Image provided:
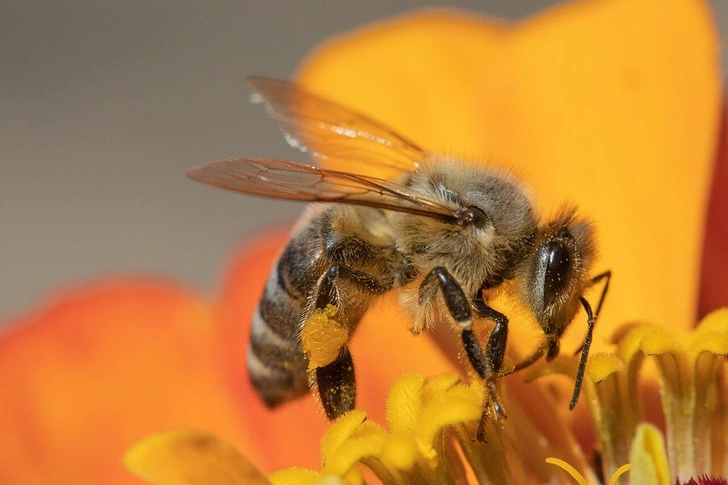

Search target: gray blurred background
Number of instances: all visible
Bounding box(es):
[1,1,726,320]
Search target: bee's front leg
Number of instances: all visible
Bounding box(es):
[472,290,509,377]
[418,268,509,441]
[306,263,388,420]
[470,289,512,440]
[419,267,497,376]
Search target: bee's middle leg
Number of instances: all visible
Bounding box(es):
[309,263,387,420]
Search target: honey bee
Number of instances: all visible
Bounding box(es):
[187,77,610,431]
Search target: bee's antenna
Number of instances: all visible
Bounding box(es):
[569,271,611,409]
[572,270,612,356]
[590,270,612,320]
[569,297,595,410]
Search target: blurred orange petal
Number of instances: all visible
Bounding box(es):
[296,0,722,345]
[0,281,253,484]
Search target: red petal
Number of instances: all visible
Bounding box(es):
[699,98,728,318]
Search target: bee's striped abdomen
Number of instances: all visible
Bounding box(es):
[247,206,398,413]
[247,220,325,407]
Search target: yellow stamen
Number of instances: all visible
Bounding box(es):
[379,432,418,470]
[585,352,625,383]
[546,457,632,485]
[545,457,587,485]
[321,410,368,464]
[385,373,425,435]
[608,464,631,485]
[268,467,319,485]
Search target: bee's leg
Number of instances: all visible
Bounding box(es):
[314,264,388,310]
[472,291,510,376]
[418,267,480,369]
[315,347,356,420]
[471,290,511,440]
[309,263,388,420]
[419,267,473,325]
[418,268,505,440]
[419,267,509,379]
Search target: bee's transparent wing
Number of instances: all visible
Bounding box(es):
[187,158,457,220]
[247,77,426,178]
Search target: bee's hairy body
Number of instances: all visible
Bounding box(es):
[188,77,609,432]
[250,160,543,414]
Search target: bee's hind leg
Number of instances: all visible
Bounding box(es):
[307,263,388,420]
[314,347,356,420]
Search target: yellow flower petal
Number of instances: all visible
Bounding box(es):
[124,430,270,485]
[268,467,320,485]
[628,424,671,485]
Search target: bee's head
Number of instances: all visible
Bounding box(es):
[522,208,597,359]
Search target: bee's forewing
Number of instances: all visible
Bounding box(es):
[187,157,456,220]
[247,77,426,179]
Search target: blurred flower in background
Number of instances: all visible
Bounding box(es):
[0,0,725,483]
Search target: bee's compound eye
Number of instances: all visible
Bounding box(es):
[538,239,571,307]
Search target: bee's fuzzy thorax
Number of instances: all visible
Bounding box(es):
[393,159,538,297]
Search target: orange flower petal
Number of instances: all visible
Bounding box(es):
[0,281,254,484]
[296,0,722,343]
